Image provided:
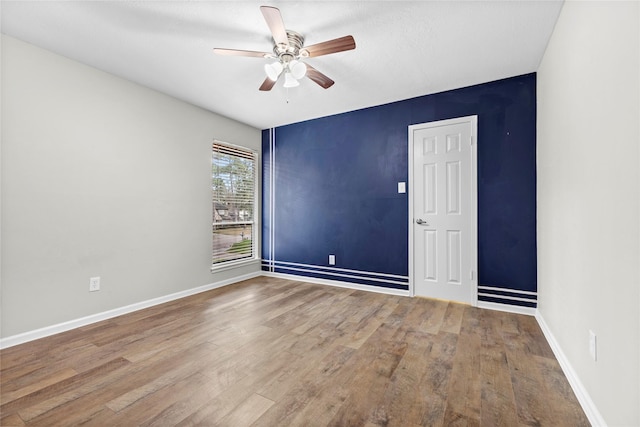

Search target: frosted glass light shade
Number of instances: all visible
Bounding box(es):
[289,60,307,80]
[264,62,283,81]
[283,72,300,88]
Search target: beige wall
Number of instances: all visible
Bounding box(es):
[1,35,261,338]
[537,1,640,425]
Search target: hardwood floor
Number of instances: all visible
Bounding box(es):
[0,277,589,426]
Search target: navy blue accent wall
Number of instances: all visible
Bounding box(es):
[263,74,537,301]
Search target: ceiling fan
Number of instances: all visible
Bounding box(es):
[213,6,356,91]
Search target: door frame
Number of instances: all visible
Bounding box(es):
[408,115,478,305]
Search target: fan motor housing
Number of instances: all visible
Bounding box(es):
[273,30,305,61]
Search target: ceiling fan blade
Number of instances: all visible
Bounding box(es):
[259,77,277,91]
[213,48,273,58]
[301,35,356,58]
[305,64,335,89]
[260,6,289,47]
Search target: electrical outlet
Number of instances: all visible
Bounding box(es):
[329,254,336,265]
[589,330,597,361]
[89,277,101,292]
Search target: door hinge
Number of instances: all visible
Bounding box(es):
[470,270,474,280]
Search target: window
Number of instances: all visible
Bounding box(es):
[212,141,257,267]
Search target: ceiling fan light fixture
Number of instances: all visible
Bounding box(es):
[264,61,283,81]
[289,60,307,80]
[283,72,300,88]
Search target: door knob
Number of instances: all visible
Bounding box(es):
[415,218,429,226]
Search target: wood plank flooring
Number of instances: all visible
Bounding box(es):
[0,277,590,426]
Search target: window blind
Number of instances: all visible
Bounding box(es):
[212,142,256,265]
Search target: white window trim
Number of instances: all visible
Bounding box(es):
[210,257,261,273]
[211,140,260,270]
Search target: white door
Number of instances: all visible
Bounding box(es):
[409,116,477,304]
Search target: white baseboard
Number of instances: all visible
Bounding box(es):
[264,272,543,315]
[535,310,607,427]
[0,271,261,349]
[477,300,536,316]
[261,271,411,297]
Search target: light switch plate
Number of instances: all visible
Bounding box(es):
[329,254,336,265]
[398,182,406,193]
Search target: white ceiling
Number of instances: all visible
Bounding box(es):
[1,1,563,129]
